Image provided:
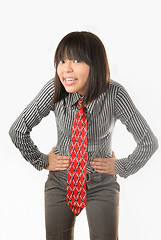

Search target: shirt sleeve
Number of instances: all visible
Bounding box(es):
[9,78,55,171]
[114,84,159,178]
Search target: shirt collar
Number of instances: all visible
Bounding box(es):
[65,92,84,107]
[64,91,100,116]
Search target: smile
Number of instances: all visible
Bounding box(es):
[64,78,78,85]
[64,78,78,81]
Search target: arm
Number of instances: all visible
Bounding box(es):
[9,78,55,171]
[114,84,159,178]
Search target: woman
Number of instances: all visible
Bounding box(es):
[9,31,159,240]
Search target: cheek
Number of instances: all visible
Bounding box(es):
[85,65,90,76]
[83,67,90,81]
[57,66,61,78]
[78,66,90,81]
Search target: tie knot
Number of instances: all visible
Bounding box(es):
[78,98,83,108]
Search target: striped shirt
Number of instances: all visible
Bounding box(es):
[9,78,159,178]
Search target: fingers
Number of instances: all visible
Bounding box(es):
[51,146,55,153]
[57,155,70,160]
[112,151,116,158]
[53,164,68,171]
[90,160,106,169]
[47,147,70,171]
[95,169,108,174]
[57,160,70,165]
[90,153,117,175]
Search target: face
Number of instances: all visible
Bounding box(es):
[57,58,90,96]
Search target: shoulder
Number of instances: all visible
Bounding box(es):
[108,79,136,109]
[98,79,132,107]
[103,79,124,99]
[109,79,124,91]
[44,78,55,90]
[34,78,55,107]
[39,78,55,97]
[108,79,131,97]
[94,79,124,106]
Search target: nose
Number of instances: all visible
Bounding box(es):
[63,61,73,72]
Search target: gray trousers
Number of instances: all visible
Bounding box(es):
[44,170,120,240]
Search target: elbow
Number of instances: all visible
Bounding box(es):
[144,134,159,158]
[142,130,159,157]
[9,123,17,144]
[9,125,14,141]
[152,135,159,154]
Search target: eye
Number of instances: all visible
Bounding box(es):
[73,60,80,63]
[59,60,65,64]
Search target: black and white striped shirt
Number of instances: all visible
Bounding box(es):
[9,78,158,178]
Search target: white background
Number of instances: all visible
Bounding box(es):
[0,0,161,239]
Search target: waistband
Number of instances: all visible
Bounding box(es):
[49,170,117,184]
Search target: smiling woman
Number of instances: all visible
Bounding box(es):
[53,31,111,107]
[57,59,90,96]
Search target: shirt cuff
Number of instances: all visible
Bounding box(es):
[115,158,129,178]
[33,153,49,171]
[42,153,49,169]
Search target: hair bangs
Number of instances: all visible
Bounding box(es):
[54,33,92,67]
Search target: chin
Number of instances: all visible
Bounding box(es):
[64,88,76,94]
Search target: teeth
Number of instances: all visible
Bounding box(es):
[65,78,77,81]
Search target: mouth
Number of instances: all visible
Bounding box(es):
[64,77,78,85]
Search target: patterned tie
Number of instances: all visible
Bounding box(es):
[67,98,88,216]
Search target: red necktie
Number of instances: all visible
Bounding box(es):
[67,98,88,216]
